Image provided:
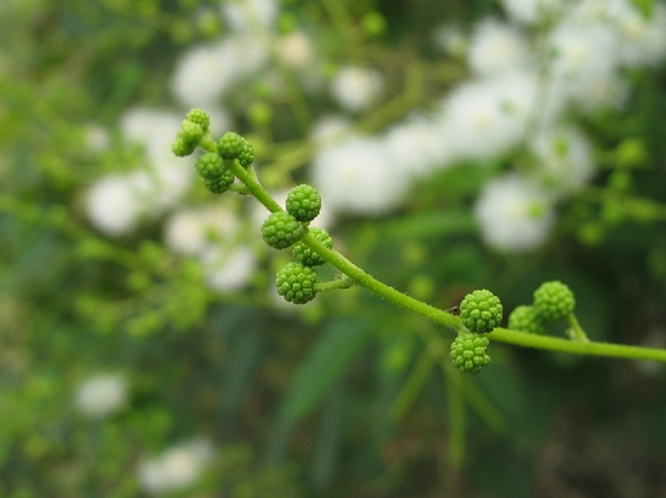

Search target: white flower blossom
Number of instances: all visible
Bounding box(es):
[433,24,467,57]
[276,31,314,68]
[221,0,278,31]
[330,66,384,113]
[310,115,353,148]
[75,374,128,418]
[311,137,409,215]
[475,174,555,252]
[501,0,563,25]
[86,173,145,236]
[608,2,666,67]
[138,439,214,495]
[467,19,531,76]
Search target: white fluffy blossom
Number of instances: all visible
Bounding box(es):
[475,174,555,252]
[312,137,410,215]
[442,72,538,160]
[467,20,531,76]
[530,126,595,193]
[276,31,314,69]
[138,439,214,495]
[330,66,384,113]
[86,173,146,236]
[432,24,467,57]
[171,33,270,107]
[75,374,128,418]
[501,0,563,25]
[164,206,256,291]
[310,115,353,148]
[608,2,666,67]
[221,0,278,31]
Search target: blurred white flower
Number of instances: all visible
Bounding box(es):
[221,0,278,31]
[202,246,256,291]
[608,2,666,67]
[86,173,145,236]
[312,137,409,215]
[530,126,595,193]
[310,115,353,148]
[501,0,563,25]
[75,374,127,418]
[443,72,537,160]
[330,66,384,113]
[83,124,111,153]
[138,439,214,495]
[171,34,270,107]
[276,31,314,69]
[475,174,554,252]
[467,19,531,76]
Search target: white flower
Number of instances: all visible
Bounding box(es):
[171,34,270,107]
[310,115,353,148]
[501,0,563,25]
[608,2,666,67]
[467,19,531,76]
[221,0,278,31]
[138,439,214,495]
[475,174,555,252]
[83,123,111,153]
[86,173,145,236]
[330,66,384,113]
[442,72,538,161]
[276,31,314,68]
[75,374,128,418]
[530,126,595,193]
[202,246,256,291]
[311,137,410,215]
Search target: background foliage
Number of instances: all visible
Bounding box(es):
[2,0,666,496]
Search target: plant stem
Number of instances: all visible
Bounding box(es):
[313,277,354,293]
[568,313,589,342]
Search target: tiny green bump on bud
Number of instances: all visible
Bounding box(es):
[237,140,255,168]
[178,120,205,143]
[460,289,503,333]
[450,332,491,374]
[508,305,546,335]
[533,280,575,321]
[196,152,226,180]
[276,262,318,304]
[261,211,305,249]
[172,137,196,157]
[286,184,322,222]
[218,131,246,159]
[293,227,333,266]
[186,108,210,130]
[203,169,235,194]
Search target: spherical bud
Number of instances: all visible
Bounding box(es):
[450,333,491,374]
[533,280,575,321]
[178,120,205,144]
[186,108,210,131]
[275,262,319,304]
[286,184,322,222]
[237,140,255,168]
[460,289,503,333]
[203,169,235,194]
[196,152,226,180]
[172,137,196,157]
[218,131,246,160]
[292,228,333,266]
[261,211,305,249]
[508,305,545,335]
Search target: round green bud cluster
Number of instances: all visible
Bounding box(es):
[237,140,255,168]
[218,132,246,160]
[533,280,575,321]
[261,211,305,250]
[460,289,503,333]
[292,228,332,266]
[450,333,491,374]
[286,184,322,222]
[196,152,226,180]
[185,108,210,130]
[203,170,235,194]
[508,305,545,335]
[276,262,318,304]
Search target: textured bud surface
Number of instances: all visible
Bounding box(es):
[533,280,575,321]
[292,228,333,266]
[172,137,196,157]
[203,169,235,194]
[218,132,245,159]
[276,262,318,304]
[460,289,503,333]
[196,152,226,180]
[261,211,305,249]
[450,333,491,374]
[286,184,322,222]
[238,140,255,168]
[186,108,210,130]
[178,120,205,143]
[508,305,545,335]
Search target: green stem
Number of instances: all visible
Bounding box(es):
[228,160,282,213]
[199,135,218,153]
[313,277,354,293]
[488,327,666,362]
[568,313,589,342]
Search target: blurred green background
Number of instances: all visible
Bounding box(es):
[2,0,666,496]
